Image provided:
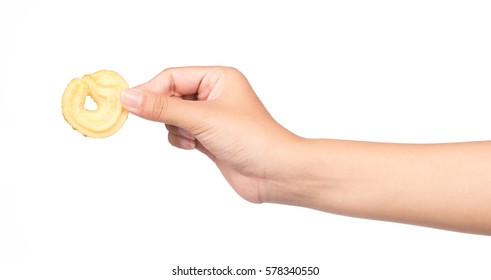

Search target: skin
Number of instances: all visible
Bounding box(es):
[120,66,491,235]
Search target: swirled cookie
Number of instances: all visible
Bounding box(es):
[62,70,128,138]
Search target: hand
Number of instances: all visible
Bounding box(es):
[121,66,491,235]
[121,66,298,203]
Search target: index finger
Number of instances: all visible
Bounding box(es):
[134,66,224,100]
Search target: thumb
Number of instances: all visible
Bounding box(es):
[120,88,206,130]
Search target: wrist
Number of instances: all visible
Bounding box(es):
[260,137,341,208]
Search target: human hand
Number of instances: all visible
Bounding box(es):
[121,66,491,235]
[121,66,299,203]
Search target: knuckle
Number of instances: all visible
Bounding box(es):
[150,95,169,122]
[221,66,241,76]
[167,133,179,148]
[221,66,247,82]
[164,123,174,132]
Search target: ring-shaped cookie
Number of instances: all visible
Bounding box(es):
[62,70,128,138]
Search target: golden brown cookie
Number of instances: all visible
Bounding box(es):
[62,70,128,138]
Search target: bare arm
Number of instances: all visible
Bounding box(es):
[263,139,491,235]
[121,66,491,235]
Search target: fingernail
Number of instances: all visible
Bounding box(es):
[181,138,196,150]
[178,127,196,140]
[121,89,143,109]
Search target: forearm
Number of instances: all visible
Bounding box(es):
[264,139,491,235]
[127,67,490,234]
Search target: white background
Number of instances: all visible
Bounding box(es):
[1,0,491,279]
